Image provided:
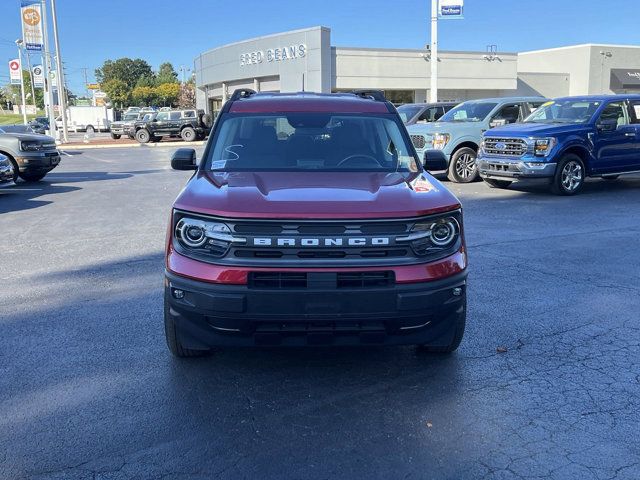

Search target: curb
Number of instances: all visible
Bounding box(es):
[59,141,206,151]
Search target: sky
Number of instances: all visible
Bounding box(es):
[1,0,639,95]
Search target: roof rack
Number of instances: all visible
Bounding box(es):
[351,89,387,102]
[229,88,256,102]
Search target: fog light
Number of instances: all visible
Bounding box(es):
[172,288,185,299]
[452,288,462,296]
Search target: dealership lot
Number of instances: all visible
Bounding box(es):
[1,147,639,479]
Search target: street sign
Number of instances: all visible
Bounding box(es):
[32,64,44,88]
[86,83,100,90]
[20,0,44,51]
[439,0,464,19]
[9,59,22,85]
[50,70,57,88]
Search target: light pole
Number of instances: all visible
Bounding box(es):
[430,0,438,103]
[50,0,68,142]
[41,0,56,137]
[15,39,28,125]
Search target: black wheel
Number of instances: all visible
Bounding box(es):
[199,113,213,129]
[551,154,585,196]
[110,133,121,140]
[135,129,151,144]
[448,147,479,183]
[3,154,19,183]
[164,293,210,358]
[19,171,47,182]
[417,296,466,354]
[484,178,512,189]
[85,125,95,134]
[602,175,619,181]
[181,127,196,142]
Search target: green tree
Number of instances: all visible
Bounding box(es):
[156,62,178,85]
[102,78,130,108]
[132,85,157,106]
[95,58,153,91]
[135,75,156,88]
[155,82,180,107]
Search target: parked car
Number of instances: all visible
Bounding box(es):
[28,119,47,135]
[397,102,458,126]
[110,112,143,139]
[163,89,468,357]
[133,109,212,143]
[407,97,547,182]
[0,153,16,188]
[0,129,60,182]
[479,95,640,195]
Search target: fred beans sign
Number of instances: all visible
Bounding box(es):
[240,44,306,66]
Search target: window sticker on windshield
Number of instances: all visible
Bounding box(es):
[211,160,226,170]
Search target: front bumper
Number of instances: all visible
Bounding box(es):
[15,151,61,173]
[478,156,556,180]
[165,269,467,348]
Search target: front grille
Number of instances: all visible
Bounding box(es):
[248,271,395,289]
[486,162,519,173]
[483,137,527,156]
[410,134,426,149]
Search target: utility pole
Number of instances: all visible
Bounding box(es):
[430,0,438,103]
[15,39,28,125]
[41,0,56,137]
[50,0,68,142]
[81,67,89,96]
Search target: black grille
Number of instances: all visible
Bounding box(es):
[337,271,395,288]
[410,134,426,149]
[483,137,527,156]
[248,271,395,289]
[249,272,307,289]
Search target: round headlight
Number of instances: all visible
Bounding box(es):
[430,220,456,246]
[177,219,207,248]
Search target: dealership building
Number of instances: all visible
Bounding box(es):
[194,26,640,113]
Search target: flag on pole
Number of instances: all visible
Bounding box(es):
[9,59,22,85]
[21,0,44,51]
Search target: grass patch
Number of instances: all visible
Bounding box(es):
[0,113,41,125]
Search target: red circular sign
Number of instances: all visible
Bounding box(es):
[9,60,20,71]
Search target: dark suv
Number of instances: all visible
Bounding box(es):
[133,109,212,143]
[164,89,468,357]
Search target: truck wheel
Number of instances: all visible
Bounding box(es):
[19,171,47,182]
[199,113,213,129]
[86,125,95,134]
[417,297,466,354]
[3,154,19,183]
[136,129,151,144]
[484,178,512,189]
[551,154,585,195]
[181,127,196,142]
[448,147,479,183]
[164,294,210,358]
[110,133,121,140]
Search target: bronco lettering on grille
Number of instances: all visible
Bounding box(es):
[252,237,391,247]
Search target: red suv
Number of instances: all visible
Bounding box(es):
[164,89,468,357]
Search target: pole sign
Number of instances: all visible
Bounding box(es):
[439,0,464,19]
[50,70,57,88]
[9,59,22,85]
[32,64,44,88]
[20,0,44,51]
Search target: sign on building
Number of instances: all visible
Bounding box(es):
[32,64,44,88]
[439,0,464,19]
[21,0,44,51]
[9,59,22,85]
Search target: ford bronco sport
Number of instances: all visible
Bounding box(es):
[164,89,468,357]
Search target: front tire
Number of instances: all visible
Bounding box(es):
[135,129,151,144]
[181,127,196,142]
[417,297,466,354]
[448,147,479,183]
[110,133,121,140]
[551,154,585,195]
[484,178,512,189]
[164,294,210,358]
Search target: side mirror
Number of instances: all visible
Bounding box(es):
[489,119,507,128]
[171,148,197,170]
[596,118,617,132]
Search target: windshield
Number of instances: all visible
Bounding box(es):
[524,100,601,124]
[0,125,35,134]
[396,105,422,123]
[206,113,419,173]
[439,102,498,123]
[123,113,139,121]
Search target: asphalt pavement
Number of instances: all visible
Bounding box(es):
[0,147,639,480]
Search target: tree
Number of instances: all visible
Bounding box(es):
[156,62,178,85]
[132,85,157,106]
[135,75,156,88]
[95,58,153,91]
[177,82,195,109]
[102,78,130,108]
[155,82,180,107]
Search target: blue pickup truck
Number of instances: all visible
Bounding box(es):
[478,95,640,195]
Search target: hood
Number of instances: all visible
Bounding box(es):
[485,122,589,137]
[0,132,55,142]
[174,171,461,219]
[407,121,481,136]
